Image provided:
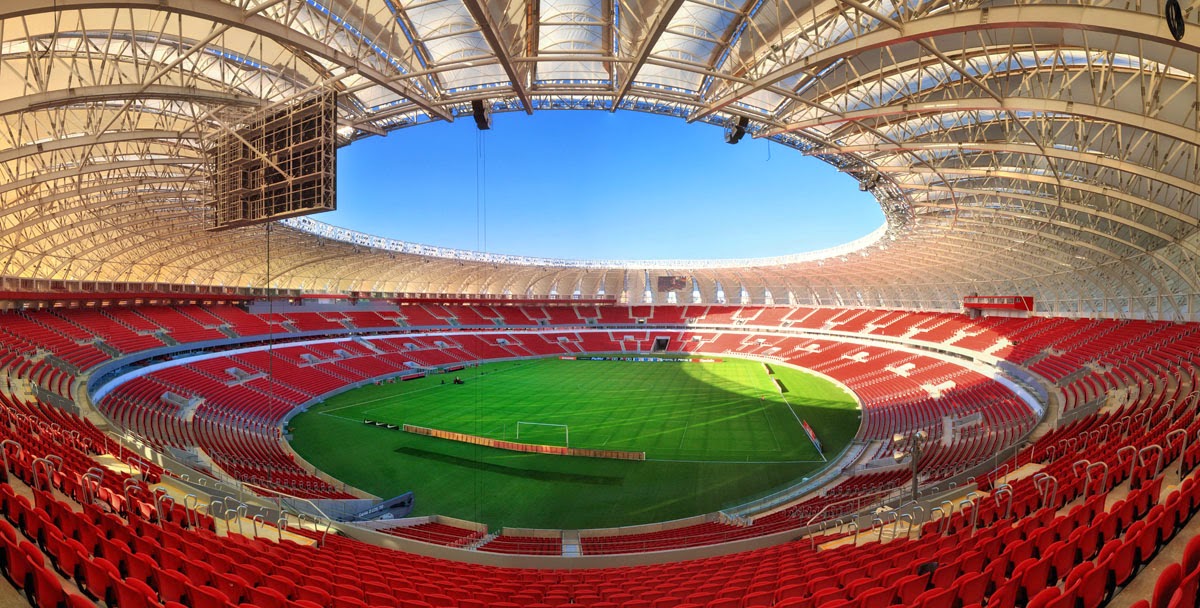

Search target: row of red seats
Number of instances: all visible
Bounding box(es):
[0,312,1197,608]
[380,522,485,548]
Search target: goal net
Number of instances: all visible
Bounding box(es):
[515,421,569,447]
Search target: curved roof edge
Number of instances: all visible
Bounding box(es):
[279,217,890,270]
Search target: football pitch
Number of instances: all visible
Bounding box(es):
[288,355,860,529]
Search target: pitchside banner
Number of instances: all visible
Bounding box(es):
[802,420,823,453]
[558,356,722,363]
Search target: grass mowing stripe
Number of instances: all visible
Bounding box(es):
[289,355,859,529]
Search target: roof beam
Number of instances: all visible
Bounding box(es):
[1,0,454,122]
[759,97,1200,148]
[807,141,1200,198]
[691,4,1198,123]
[0,84,259,118]
[876,165,1200,229]
[0,158,203,197]
[612,0,687,108]
[0,130,197,164]
[460,0,533,114]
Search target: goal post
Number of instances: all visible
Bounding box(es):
[515,421,569,447]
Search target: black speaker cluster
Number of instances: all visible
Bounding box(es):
[724,116,750,144]
[1166,0,1185,41]
[472,99,492,130]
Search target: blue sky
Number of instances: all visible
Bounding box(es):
[328,111,883,261]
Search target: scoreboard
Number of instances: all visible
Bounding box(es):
[209,91,337,231]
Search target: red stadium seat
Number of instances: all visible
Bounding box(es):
[1184,535,1200,574]
[158,569,192,606]
[67,594,96,608]
[114,577,164,608]
[191,585,234,608]
[857,586,895,608]
[951,571,989,606]
[1152,562,1183,608]
[30,563,68,608]
[1027,588,1061,608]
[1064,561,1105,608]
[81,556,120,603]
[911,586,955,608]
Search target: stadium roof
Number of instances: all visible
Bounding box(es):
[0,0,1198,319]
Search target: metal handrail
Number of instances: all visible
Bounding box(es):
[1167,429,1188,477]
[1139,444,1164,478]
[1117,446,1138,479]
[1083,462,1109,502]
[0,439,21,477]
[1072,459,1091,478]
[990,462,1010,486]
[225,509,243,535]
[963,491,980,531]
[897,513,914,539]
[960,498,978,532]
[1034,473,1058,510]
[909,505,925,539]
[80,473,102,506]
[123,478,142,513]
[938,500,955,534]
[31,458,54,492]
[929,506,945,535]
[128,455,149,479]
[183,494,200,529]
[156,492,175,525]
[993,484,1013,520]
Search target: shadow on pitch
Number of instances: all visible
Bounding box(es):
[393,447,624,486]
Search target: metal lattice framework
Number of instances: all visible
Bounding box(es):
[1,0,1198,319]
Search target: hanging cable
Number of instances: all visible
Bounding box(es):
[265,223,276,469]
[476,130,482,252]
[475,129,489,253]
[480,130,484,251]
[473,130,487,522]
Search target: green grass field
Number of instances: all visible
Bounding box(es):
[288,356,860,529]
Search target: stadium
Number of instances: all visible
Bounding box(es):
[0,0,1199,607]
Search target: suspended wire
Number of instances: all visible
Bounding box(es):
[483,133,487,253]
[473,129,489,523]
[265,222,276,491]
[476,130,482,251]
[475,129,488,252]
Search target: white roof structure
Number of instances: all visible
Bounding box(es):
[0,0,1198,319]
